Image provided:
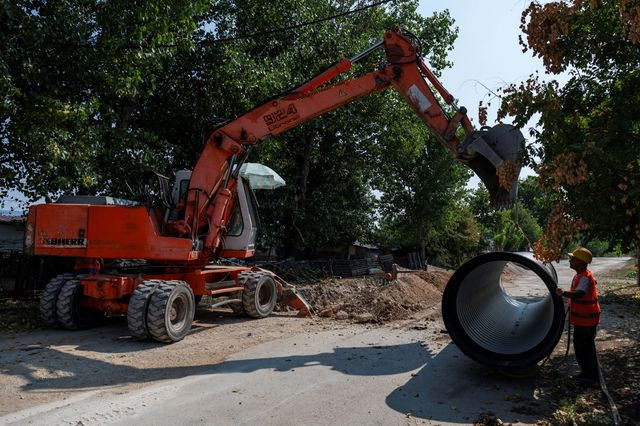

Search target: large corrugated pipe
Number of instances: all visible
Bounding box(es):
[442,252,565,371]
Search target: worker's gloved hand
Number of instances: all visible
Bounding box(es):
[555,287,564,297]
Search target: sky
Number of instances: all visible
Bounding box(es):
[417,0,565,188]
[418,0,543,123]
[3,1,559,214]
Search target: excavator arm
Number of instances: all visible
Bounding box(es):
[178,28,524,256]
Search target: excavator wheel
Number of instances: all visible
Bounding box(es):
[39,273,75,328]
[228,296,245,315]
[127,280,160,340]
[146,281,195,343]
[56,279,103,330]
[229,272,252,316]
[242,272,277,319]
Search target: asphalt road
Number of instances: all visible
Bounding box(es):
[3,326,546,425]
[503,253,631,299]
[1,256,631,426]
[554,255,630,290]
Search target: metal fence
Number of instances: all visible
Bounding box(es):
[0,251,73,297]
[258,251,424,284]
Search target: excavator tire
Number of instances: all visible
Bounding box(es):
[40,273,75,328]
[229,272,252,316]
[56,279,103,330]
[146,281,195,343]
[242,272,277,319]
[229,298,245,315]
[127,280,160,340]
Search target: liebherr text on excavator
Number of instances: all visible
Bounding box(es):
[25,28,524,342]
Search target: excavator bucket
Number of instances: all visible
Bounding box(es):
[458,124,525,207]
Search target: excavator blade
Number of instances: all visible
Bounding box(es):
[258,269,314,317]
[281,286,313,317]
[459,124,525,207]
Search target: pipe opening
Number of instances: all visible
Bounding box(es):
[443,252,565,370]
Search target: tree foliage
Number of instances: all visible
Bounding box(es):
[517,175,553,228]
[425,202,480,268]
[468,184,542,252]
[1,1,209,201]
[373,128,471,260]
[1,1,462,256]
[499,0,640,261]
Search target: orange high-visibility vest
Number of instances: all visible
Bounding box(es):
[569,269,600,326]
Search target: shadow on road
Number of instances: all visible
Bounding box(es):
[206,339,548,423]
[385,344,544,423]
[2,337,430,391]
[0,309,277,391]
[2,321,550,423]
[208,339,545,423]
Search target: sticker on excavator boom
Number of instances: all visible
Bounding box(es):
[407,84,432,113]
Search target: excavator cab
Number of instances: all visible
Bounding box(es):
[221,177,260,257]
[163,168,263,258]
[167,169,192,221]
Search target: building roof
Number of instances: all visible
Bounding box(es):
[0,215,25,223]
[352,241,379,250]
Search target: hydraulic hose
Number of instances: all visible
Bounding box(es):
[442,252,566,371]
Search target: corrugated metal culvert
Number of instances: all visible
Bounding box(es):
[442,252,565,372]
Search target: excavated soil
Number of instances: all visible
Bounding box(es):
[296,266,453,323]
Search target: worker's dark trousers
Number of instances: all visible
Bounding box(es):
[573,325,599,380]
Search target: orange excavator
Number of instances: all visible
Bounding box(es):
[25,28,524,342]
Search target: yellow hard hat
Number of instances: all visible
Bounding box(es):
[567,247,592,264]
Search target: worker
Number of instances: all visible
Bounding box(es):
[555,247,601,384]
[382,272,393,286]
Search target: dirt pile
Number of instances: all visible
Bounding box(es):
[296,266,452,323]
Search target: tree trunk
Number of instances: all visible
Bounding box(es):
[299,131,315,202]
[636,246,639,287]
[416,218,427,269]
[283,131,316,257]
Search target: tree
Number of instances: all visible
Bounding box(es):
[1,1,209,202]
[1,1,460,257]
[467,184,542,252]
[374,135,471,261]
[241,2,459,255]
[426,202,480,268]
[498,0,640,262]
[467,185,498,250]
[517,175,553,228]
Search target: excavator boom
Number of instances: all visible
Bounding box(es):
[185,28,524,255]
